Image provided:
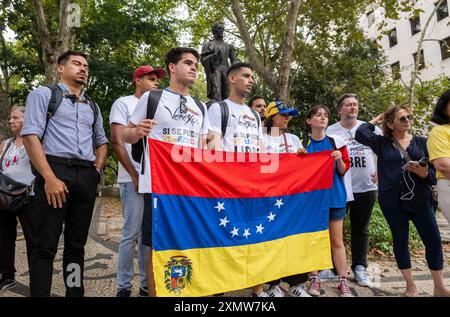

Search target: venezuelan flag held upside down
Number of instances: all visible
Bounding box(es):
[149,139,334,297]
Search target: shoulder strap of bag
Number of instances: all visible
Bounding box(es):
[219,101,229,139]
[0,139,14,172]
[43,84,64,142]
[192,97,205,118]
[302,137,310,150]
[327,136,337,150]
[249,107,261,130]
[134,89,163,174]
[391,137,412,161]
[282,132,289,153]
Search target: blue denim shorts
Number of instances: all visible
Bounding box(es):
[330,207,346,221]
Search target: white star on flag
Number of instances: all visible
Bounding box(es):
[231,227,239,237]
[243,228,251,238]
[219,217,230,227]
[215,202,225,213]
[275,199,284,209]
[267,212,276,222]
[256,224,264,234]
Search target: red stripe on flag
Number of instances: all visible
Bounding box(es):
[149,139,334,198]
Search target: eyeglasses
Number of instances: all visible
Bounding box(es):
[180,96,188,114]
[398,114,413,123]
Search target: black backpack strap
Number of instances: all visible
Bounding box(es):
[192,97,205,118]
[43,84,64,142]
[83,92,99,141]
[218,101,229,139]
[302,137,310,150]
[132,90,163,174]
[146,89,163,120]
[249,107,261,130]
[327,136,337,150]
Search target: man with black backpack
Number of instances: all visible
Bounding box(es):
[206,62,266,296]
[123,47,211,296]
[110,65,166,297]
[207,62,263,153]
[21,50,108,297]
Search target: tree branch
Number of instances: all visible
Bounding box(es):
[230,0,277,88]
[57,0,73,55]
[277,0,302,100]
[31,0,53,62]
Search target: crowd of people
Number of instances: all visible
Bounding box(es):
[0,47,450,298]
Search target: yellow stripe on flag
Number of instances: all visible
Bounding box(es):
[153,230,332,297]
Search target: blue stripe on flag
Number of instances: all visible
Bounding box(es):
[152,189,331,251]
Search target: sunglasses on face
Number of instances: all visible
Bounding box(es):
[180,96,188,114]
[398,114,413,123]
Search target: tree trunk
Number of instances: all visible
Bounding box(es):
[0,28,11,140]
[32,0,74,84]
[230,0,277,89]
[230,0,302,102]
[276,0,302,101]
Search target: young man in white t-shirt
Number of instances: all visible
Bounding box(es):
[123,47,210,296]
[327,93,382,287]
[207,63,263,153]
[110,65,166,297]
[207,63,266,296]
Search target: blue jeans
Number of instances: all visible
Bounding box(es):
[117,183,148,291]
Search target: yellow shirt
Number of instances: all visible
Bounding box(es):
[427,124,450,180]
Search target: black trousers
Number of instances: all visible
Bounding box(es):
[29,162,100,297]
[346,190,377,271]
[0,202,37,278]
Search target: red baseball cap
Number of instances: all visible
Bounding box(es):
[132,65,166,85]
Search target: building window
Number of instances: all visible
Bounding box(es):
[367,11,375,27]
[391,62,401,80]
[436,0,449,21]
[389,28,398,47]
[441,37,450,60]
[410,16,421,35]
[413,50,425,70]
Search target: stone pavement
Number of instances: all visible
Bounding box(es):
[1,196,450,297]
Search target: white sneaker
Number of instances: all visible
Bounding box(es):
[252,291,269,297]
[318,269,338,281]
[287,284,311,297]
[353,265,372,287]
[267,284,285,297]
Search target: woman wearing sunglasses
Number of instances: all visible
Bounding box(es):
[355,105,450,297]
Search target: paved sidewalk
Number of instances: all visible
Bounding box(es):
[1,198,449,297]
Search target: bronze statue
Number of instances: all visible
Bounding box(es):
[201,22,237,102]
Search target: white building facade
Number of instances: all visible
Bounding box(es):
[360,0,450,83]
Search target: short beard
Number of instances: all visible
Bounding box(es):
[74,79,86,86]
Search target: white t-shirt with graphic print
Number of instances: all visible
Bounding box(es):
[129,89,211,193]
[264,132,303,153]
[109,95,141,183]
[327,120,382,193]
[207,99,263,153]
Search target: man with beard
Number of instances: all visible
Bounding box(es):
[326,93,381,287]
[22,50,108,297]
